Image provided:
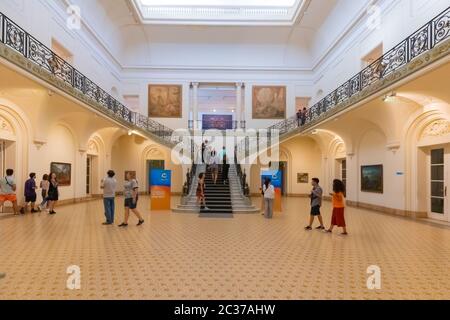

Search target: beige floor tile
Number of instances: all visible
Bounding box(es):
[0,196,449,300]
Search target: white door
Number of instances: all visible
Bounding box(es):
[429,147,450,221]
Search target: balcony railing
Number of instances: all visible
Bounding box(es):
[238,6,450,156]
[0,11,175,145]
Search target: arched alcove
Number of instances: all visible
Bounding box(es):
[0,100,33,208]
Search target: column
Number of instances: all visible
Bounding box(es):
[192,82,199,129]
[236,82,242,129]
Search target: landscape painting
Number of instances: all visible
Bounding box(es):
[297,173,309,184]
[252,86,286,119]
[148,85,182,118]
[361,165,383,193]
[50,162,71,186]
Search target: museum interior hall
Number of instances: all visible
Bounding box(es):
[0,0,450,301]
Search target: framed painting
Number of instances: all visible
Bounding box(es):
[50,162,71,186]
[252,86,286,119]
[148,85,182,118]
[361,165,383,193]
[297,173,309,184]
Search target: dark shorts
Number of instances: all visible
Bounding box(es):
[310,205,321,216]
[125,197,138,209]
[25,195,37,203]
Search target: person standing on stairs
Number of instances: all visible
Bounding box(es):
[221,147,229,185]
[263,178,275,219]
[196,173,209,211]
[209,150,219,184]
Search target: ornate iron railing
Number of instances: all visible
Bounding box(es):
[237,6,450,155]
[0,11,174,144]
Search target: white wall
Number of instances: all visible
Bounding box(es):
[0,0,124,100]
[311,0,450,104]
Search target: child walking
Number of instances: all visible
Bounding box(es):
[326,179,347,235]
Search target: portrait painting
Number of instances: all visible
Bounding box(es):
[50,162,71,186]
[361,165,383,193]
[252,86,286,119]
[148,85,182,118]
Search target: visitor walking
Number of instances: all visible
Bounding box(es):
[301,107,307,126]
[39,174,49,211]
[260,184,265,215]
[221,149,229,185]
[263,178,275,219]
[196,172,209,210]
[21,172,38,214]
[100,170,117,225]
[305,178,325,230]
[119,171,144,227]
[209,150,219,184]
[0,169,20,215]
[47,172,59,215]
[201,140,209,164]
[296,109,302,126]
[326,179,347,235]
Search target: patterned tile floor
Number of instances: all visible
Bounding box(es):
[0,196,449,300]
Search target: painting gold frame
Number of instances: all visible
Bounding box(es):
[252,86,286,119]
[148,84,182,118]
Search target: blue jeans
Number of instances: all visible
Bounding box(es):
[103,198,115,223]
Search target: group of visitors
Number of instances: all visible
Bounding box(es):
[100,170,144,227]
[0,169,59,215]
[305,178,347,235]
[202,141,230,185]
[296,107,308,127]
[260,176,348,234]
[0,168,144,227]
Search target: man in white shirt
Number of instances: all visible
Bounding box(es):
[100,170,117,225]
[263,178,275,219]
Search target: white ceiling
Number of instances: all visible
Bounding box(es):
[69,0,366,70]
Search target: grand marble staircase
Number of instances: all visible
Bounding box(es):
[173,164,259,214]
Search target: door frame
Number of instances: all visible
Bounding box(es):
[427,144,449,222]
